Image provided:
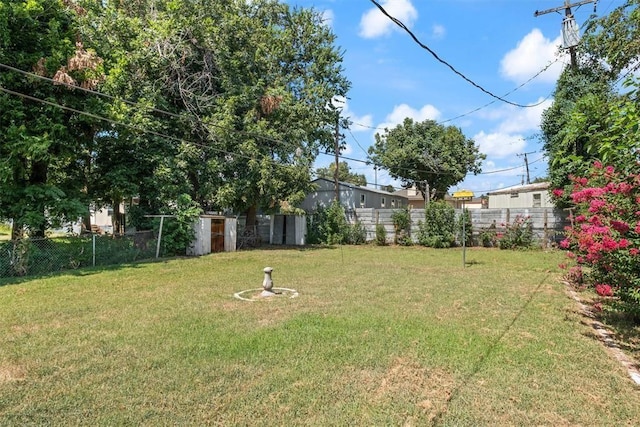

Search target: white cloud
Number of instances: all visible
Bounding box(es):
[359,0,417,39]
[432,24,445,39]
[321,9,334,28]
[377,103,441,132]
[332,96,373,132]
[473,131,526,158]
[500,29,566,84]
[496,98,553,134]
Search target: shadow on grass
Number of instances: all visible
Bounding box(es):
[595,311,640,360]
[0,257,176,288]
[239,244,339,252]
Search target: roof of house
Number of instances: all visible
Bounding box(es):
[312,177,405,197]
[486,182,549,196]
[393,188,424,201]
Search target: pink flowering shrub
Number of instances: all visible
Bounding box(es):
[561,162,640,317]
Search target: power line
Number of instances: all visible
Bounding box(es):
[0,85,298,169]
[349,57,562,132]
[368,0,551,109]
[1,64,546,186]
[0,62,296,147]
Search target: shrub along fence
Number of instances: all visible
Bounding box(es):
[348,207,569,247]
[0,233,157,279]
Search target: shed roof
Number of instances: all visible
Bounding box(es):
[486,182,549,196]
[311,178,404,198]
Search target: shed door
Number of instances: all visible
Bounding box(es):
[211,219,225,252]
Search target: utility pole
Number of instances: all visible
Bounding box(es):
[534,0,596,68]
[517,151,535,184]
[333,111,340,202]
[374,165,378,189]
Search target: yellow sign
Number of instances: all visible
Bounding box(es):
[452,190,474,201]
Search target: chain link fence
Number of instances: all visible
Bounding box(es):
[0,232,157,279]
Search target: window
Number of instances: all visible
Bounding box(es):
[510,192,519,198]
[533,193,541,208]
[381,197,386,208]
[360,194,366,206]
[391,199,396,208]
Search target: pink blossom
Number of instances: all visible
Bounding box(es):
[593,161,603,169]
[630,248,639,256]
[552,188,564,198]
[605,166,615,174]
[611,220,629,234]
[559,239,570,249]
[595,284,614,297]
[588,199,607,213]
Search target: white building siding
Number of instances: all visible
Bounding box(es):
[487,183,553,209]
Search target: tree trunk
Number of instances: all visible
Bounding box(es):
[11,221,24,241]
[29,160,48,238]
[245,204,257,234]
[82,210,92,234]
[112,199,124,235]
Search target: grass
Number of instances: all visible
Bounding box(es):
[1,246,639,425]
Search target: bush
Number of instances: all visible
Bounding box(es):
[457,208,473,246]
[375,224,387,246]
[417,201,455,248]
[391,207,412,245]
[560,161,640,318]
[306,201,352,245]
[498,215,534,250]
[156,194,202,256]
[346,221,367,245]
[479,223,498,247]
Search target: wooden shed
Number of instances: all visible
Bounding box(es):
[188,215,237,255]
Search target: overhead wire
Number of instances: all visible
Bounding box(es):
[1,60,546,188]
[2,82,545,194]
[0,85,297,169]
[368,0,551,109]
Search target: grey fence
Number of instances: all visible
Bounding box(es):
[0,233,157,279]
[348,207,569,247]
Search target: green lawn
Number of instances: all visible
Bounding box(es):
[1,246,639,425]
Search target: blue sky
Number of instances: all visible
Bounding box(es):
[284,0,626,195]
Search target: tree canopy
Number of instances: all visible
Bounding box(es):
[0,0,105,238]
[542,0,640,203]
[316,161,367,186]
[368,118,484,199]
[0,0,350,235]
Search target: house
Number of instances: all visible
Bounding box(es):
[393,187,425,209]
[486,182,553,209]
[299,178,408,212]
[444,194,485,210]
[393,186,484,210]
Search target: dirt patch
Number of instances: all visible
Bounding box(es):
[361,356,456,422]
[0,364,27,383]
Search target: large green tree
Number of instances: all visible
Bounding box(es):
[581,0,640,77]
[540,64,615,202]
[316,161,367,186]
[542,1,640,202]
[0,0,104,238]
[82,0,350,227]
[368,118,484,199]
